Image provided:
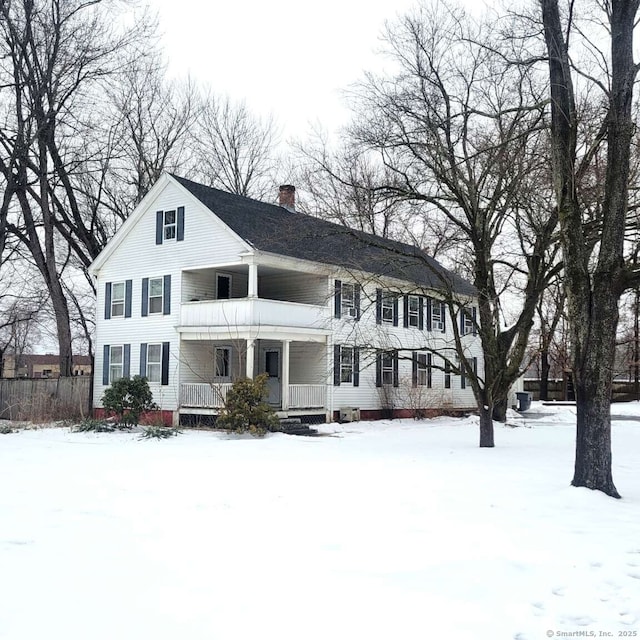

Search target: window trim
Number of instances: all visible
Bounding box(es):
[340,346,354,384]
[163,209,177,241]
[381,292,395,325]
[148,277,164,315]
[432,301,445,332]
[109,345,124,383]
[407,295,421,328]
[416,353,432,387]
[110,281,126,318]
[146,343,162,384]
[341,283,357,319]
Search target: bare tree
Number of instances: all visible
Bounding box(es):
[191,94,278,199]
[345,0,559,446]
[540,0,639,497]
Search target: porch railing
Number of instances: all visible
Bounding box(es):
[288,384,325,409]
[180,382,326,410]
[181,382,233,408]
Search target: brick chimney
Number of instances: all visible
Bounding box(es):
[278,184,296,211]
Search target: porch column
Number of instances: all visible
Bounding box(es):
[248,264,258,297]
[282,339,290,410]
[246,339,255,379]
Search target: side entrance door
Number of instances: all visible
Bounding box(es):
[263,349,281,406]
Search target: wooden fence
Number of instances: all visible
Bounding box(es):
[0,376,92,421]
[524,378,640,403]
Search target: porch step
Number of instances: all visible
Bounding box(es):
[271,417,319,437]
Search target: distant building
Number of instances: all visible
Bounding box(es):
[1,354,92,379]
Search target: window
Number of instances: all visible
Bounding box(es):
[341,283,357,318]
[461,307,476,336]
[111,282,125,318]
[109,345,123,383]
[217,274,231,300]
[156,207,184,244]
[149,277,164,314]
[382,293,395,324]
[432,301,445,332]
[146,344,162,383]
[444,360,451,389]
[215,347,231,379]
[381,351,394,385]
[416,353,432,387]
[163,210,176,240]
[408,295,421,328]
[340,346,353,383]
[461,356,478,389]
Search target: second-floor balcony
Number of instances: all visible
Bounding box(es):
[180,297,329,330]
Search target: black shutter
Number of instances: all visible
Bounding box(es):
[418,297,424,330]
[123,344,131,378]
[461,357,466,389]
[472,307,477,335]
[441,302,447,332]
[102,345,110,385]
[140,343,147,377]
[393,296,399,327]
[375,352,382,387]
[163,275,171,315]
[403,295,409,328]
[177,206,185,241]
[125,280,132,318]
[393,351,399,387]
[334,280,342,319]
[426,297,432,331]
[354,285,361,321]
[353,347,360,387]
[427,353,433,388]
[156,211,163,245]
[104,282,112,320]
[161,342,170,385]
[460,308,465,335]
[376,289,382,324]
[412,351,418,387]
[141,278,149,316]
[333,344,341,386]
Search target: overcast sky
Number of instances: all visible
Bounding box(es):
[147,0,421,142]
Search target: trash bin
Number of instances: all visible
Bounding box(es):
[516,391,532,412]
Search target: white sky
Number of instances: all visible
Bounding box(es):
[146,0,421,141]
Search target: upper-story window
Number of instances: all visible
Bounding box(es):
[141,275,171,317]
[217,274,231,300]
[461,307,477,336]
[163,210,176,240]
[156,207,185,245]
[376,289,398,326]
[382,293,395,324]
[111,282,126,318]
[149,277,164,314]
[334,280,360,320]
[408,295,421,328]
[432,300,445,332]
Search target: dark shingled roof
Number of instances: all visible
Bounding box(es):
[173,175,475,296]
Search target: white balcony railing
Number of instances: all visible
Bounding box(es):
[288,384,325,409]
[181,383,233,408]
[180,382,326,410]
[180,298,328,330]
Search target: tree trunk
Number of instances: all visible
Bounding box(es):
[492,397,507,423]
[540,350,550,401]
[479,404,495,447]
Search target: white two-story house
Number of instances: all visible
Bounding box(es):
[90,173,483,426]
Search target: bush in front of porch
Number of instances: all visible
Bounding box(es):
[216,374,279,437]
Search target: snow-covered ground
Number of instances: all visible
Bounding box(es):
[1,402,639,640]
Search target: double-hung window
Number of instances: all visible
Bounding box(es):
[111,282,125,318]
[215,346,231,379]
[432,301,444,332]
[444,360,451,389]
[381,351,394,385]
[416,353,432,387]
[341,283,357,318]
[461,307,476,336]
[340,346,354,383]
[109,346,123,383]
[163,210,176,240]
[149,277,164,314]
[408,295,421,328]
[146,344,162,383]
[382,293,395,324]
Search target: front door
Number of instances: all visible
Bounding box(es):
[264,349,281,406]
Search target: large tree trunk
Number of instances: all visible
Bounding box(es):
[539,350,550,401]
[479,404,494,448]
[492,397,507,423]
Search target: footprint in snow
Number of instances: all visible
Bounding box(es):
[619,613,637,626]
[552,586,566,596]
[627,571,640,580]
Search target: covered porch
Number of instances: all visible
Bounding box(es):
[179,333,329,415]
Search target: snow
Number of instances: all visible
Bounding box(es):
[1,402,639,639]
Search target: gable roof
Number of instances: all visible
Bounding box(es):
[171,175,475,296]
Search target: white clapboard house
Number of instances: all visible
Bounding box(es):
[90,174,484,425]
